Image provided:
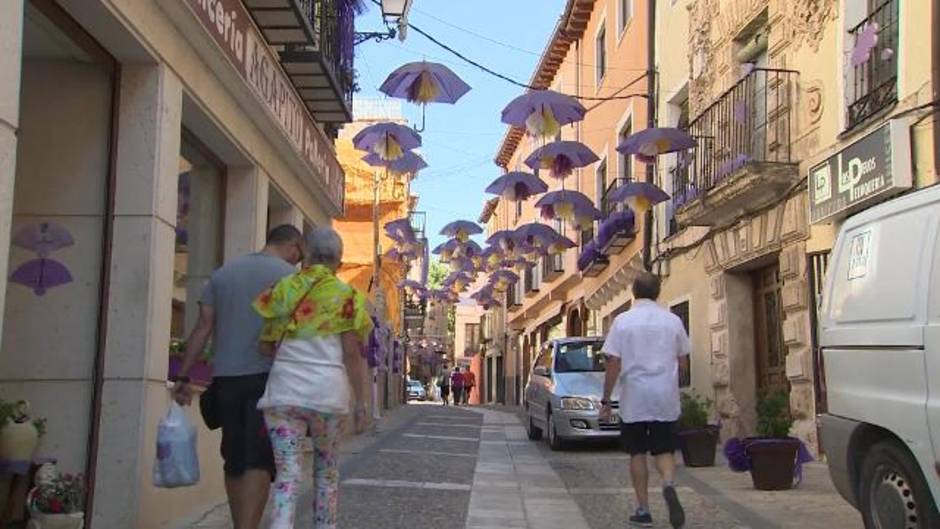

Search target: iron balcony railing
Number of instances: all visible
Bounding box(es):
[846,0,899,130]
[541,253,564,278]
[409,211,427,239]
[601,177,629,217]
[297,0,356,113]
[673,68,798,208]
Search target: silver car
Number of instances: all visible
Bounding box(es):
[524,337,621,450]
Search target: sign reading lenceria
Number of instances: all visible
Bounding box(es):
[809,119,912,224]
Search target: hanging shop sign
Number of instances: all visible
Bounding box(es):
[182,0,345,213]
[809,119,912,224]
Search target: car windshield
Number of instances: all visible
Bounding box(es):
[554,342,606,373]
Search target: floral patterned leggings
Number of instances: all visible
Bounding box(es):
[264,407,344,529]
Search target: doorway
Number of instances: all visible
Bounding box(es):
[752,263,788,395]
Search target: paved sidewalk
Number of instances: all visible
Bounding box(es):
[464,408,591,529]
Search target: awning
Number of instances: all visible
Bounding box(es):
[523,300,565,336]
[585,254,645,311]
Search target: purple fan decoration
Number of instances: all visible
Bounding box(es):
[10,257,72,296]
[485,171,548,202]
[524,141,600,179]
[13,222,74,257]
[851,22,879,68]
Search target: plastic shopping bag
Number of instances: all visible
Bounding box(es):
[153,402,200,488]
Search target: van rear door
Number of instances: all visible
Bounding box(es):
[926,208,940,484]
[820,197,936,493]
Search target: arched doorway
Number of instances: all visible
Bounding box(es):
[568,308,582,337]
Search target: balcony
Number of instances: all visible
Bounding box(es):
[578,240,609,277]
[244,0,355,125]
[674,68,799,228]
[598,177,637,255]
[404,298,426,332]
[846,0,898,131]
[409,211,427,239]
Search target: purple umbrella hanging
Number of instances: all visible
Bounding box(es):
[10,257,73,296]
[617,127,696,164]
[362,150,428,175]
[353,122,422,161]
[501,89,587,138]
[384,217,416,242]
[440,220,483,242]
[432,239,462,262]
[513,222,561,250]
[398,279,427,297]
[524,141,600,180]
[485,171,548,202]
[380,61,471,131]
[486,230,516,253]
[489,269,520,292]
[534,190,603,230]
[607,181,671,216]
[13,222,74,257]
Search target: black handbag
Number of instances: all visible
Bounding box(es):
[199,382,221,430]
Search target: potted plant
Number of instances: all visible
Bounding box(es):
[167,340,213,386]
[0,400,46,464]
[676,393,720,467]
[27,464,84,529]
[728,390,808,491]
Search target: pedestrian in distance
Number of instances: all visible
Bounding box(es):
[462,369,476,405]
[438,370,451,406]
[253,227,372,529]
[172,224,304,529]
[600,272,690,529]
[451,367,465,407]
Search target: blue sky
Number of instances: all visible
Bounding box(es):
[355,0,567,249]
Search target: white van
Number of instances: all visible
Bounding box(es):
[819,184,940,529]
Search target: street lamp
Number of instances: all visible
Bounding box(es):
[380,0,413,21]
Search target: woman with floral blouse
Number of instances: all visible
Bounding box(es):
[253,227,372,529]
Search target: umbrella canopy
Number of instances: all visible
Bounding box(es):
[524,141,599,179]
[384,218,416,242]
[440,220,483,242]
[432,239,462,262]
[362,150,428,175]
[486,230,516,253]
[485,171,548,202]
[616,127,696,164]
[352,122,422,161]
[444,271,474,292]
[546,234,577,255]
[501,89,587,138]
[534,190,603,230]
[513,222,560,249]
[398,279,427,296]
[385,247,416,263]
[380,61,472,105]
[489,269,520,292]
[607,181,671,215]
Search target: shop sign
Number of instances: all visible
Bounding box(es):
[185,0,344,212]
[809,119,912,224]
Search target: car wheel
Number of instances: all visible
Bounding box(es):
[526,407,543,441]
[547,411,565,451]
[859,440,940,529]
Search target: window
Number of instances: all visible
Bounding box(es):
[555,341,606,373]
[515,199,522,221]
[619,0,633,35]
[619,121,633,181]
[670,301,691,388]
[596,158,609,216]
[595,23,606,84]
[465,323,481,355]
[845,0,899,130]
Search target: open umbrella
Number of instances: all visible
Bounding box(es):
[534,190,602,230]
[524,141,599,179]
[362,151,428,176]
[440,220,483,242]
[489,269,520,292]
[380,61,472,131]
[608,181,671,216]
[484,171,548,202]
[432,239,462,262]
[353,122,422,161]
[546,234,577,255]
[384,218,416,242]
[444,271,474,293]
[616,127,696,164]
[398,279,427,297]
[501,89,587,138]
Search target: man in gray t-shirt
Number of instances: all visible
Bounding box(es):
[173,224,303,529]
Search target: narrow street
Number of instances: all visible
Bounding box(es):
[184,404,863,529]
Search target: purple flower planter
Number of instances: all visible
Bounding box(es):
[168,357,213,387]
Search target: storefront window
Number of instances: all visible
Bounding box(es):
[170,138,225,381]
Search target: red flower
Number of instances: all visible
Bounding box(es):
[297,299,316,319]
[258,291,272,306]
[341,298,355,319]
[49,498,64,513]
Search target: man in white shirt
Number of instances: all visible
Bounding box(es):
[600,272,691,528]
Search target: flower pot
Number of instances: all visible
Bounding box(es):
[0,402,40,462]
[745,438,800,491]
[677,425,720,467]
[27,511,84,529]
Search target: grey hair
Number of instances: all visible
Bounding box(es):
[305,226,344,266]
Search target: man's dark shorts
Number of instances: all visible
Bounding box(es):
[620,421,678,456]
[214,374,275,478]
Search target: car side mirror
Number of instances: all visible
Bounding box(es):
[533,366,551,377]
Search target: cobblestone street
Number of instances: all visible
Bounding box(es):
[181,404,863,529]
